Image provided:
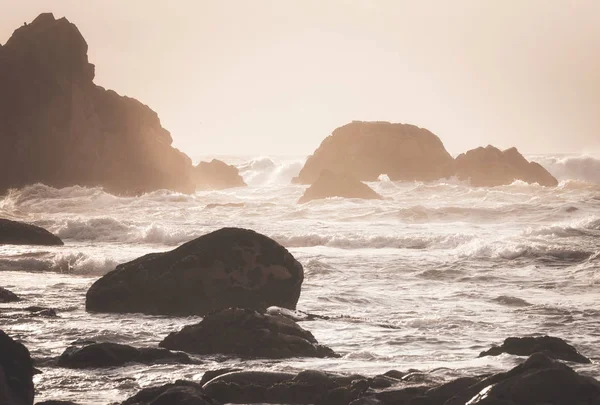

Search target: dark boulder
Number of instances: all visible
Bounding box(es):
[36,402,80,405]
[86,227,303,316]
[193,159,246,190]
[479,335,590,364]
[455,146,558,187]
[298,170,383,203]
[57,342,191,368]
[120,380,221,405]
[0,219,63,246]
[160,307,338,359]
[0,330,34,405]
[294,121,455,184]
[0,13,194,195]
[0,286,21,303]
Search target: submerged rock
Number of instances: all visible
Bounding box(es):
[479,335,591,364]
[298,170,383,203]
[455,146,558,187]
[57,342,191,368]
[193,159,247,190]
[86,227,304,316]
[0,219,63,246]
[0,287,21,303]
[294,121,455,184]
[0,13,194,195]
[120,380,220,405]
[160,307,338,359]
[0,330,35,405]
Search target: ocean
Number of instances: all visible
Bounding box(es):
[1,154,599,404]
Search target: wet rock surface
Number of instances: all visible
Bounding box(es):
[0,330,35,405]
[0,219,63,246]
[479,335,591,364]
[120,380,221,405]
[0,286,21,303]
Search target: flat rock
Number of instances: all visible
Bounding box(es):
[120,380,220,405]
[160,307,338,359]
[86,227,303,316]
[57,342,191,368]
[0,330,35,405]
[0,287,21,303]
[0,219,63,246]
[194,159,246,190]
[478,335,590,364]
[294,121,455,184]
[298,170,383,203]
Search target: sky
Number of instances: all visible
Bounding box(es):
[2,0,600,158]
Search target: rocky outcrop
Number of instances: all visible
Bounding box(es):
[86,228,304,316]
[0,287,21,303]
[0,219,63,246]
[121,380,221,405]
[193,159,247,190]
[293,121,455,184]
[160,307,338,359]
[298,170,382,203]
[0,13,194,195]
[0,330,35,405]
[57,342,191,368]
[478,335,590,364]
[455,146,558,187]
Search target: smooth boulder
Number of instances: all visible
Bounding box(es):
[57,342,191,368]
[86,227,304,315]
[0,219,63,246]
[0,13,194,195]
[193,159,247,190]
[160,307,338,359]
[0,287,21,303]
[478,335,590,364]
[0,330,34,405]
[298,170,382,203]
[455,145,558,187]
[120,380,221,405]
[294,121,455,184]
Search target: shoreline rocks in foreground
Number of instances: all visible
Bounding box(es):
[479,335,591,364]
[160,307,338,359]
[0,13,194,195]
[0,330,34,405]
[86,227,304,316]
[193,159,247,190]
[0,219,63,246]
[298,170,383,203]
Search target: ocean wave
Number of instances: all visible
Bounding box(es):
[457,239,593,262]
[523,216,600,238]
[0,252,118,275]
[238,157,304,186]
[535,155,600,184]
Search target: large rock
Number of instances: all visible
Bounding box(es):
[0,287,21,303]
[0,330,35,405]
[86,228,304,315]
[0,219,63,246]
[293,121,455,184]
[455,146,558,187]
[0,13,194,195]
[478,335,590,364]
[298,170,383,203]
[193,159,247,190]
[121,380,221,405]
[160,307,338,359]
[57,342,191,368]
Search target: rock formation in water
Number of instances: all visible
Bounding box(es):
[298,170,382,203]
[478,335,590,364]
[0,287,21,303]
[160,307,338,359]
[0,13,194,195]
[455,145,558,187]
[86,227,304,316]
[293,121,456,184]
[0,219,63,246]
[0,330,35,405]
[193,159,247,190]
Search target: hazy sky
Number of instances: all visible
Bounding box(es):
[2,1,600,157]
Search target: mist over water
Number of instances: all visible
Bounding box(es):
[1,154,600,404]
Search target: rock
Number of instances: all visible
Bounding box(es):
[199,368,243,386]
[35,402,80,405]
[293,121,455,184]
[466,353,600,405]
[455,146,558,187]
[298,170,383,203]
[0,219,63,246]
[86,227,303,316]
[57,342,191,368]
[478,335,591,364]
[193,159,247,190]
[120,380,221,405]
[0,330,34,405]
[0,287,21,303]
[0,13,194,195]
[160,307,338,359]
